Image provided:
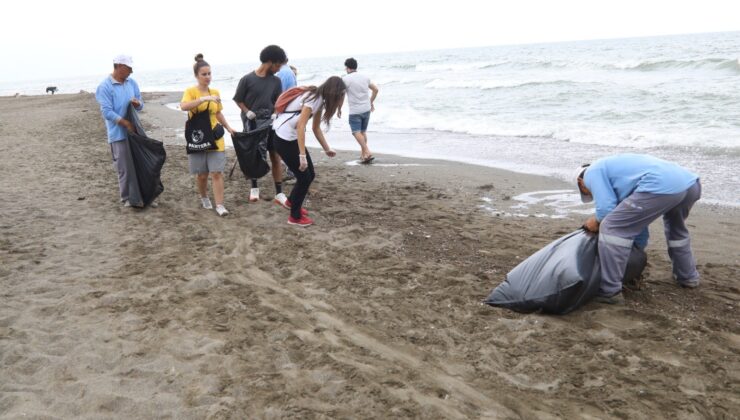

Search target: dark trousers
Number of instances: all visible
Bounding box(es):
[273,135,315,219]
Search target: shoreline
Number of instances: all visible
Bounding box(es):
[1,92,738,418]
[143,92,740,212]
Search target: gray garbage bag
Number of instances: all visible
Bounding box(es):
[485,229,646,314]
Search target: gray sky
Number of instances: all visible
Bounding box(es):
[2,0,738,82]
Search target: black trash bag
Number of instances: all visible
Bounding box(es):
[124,104,166,208]
[232,126,271,180]
[485,229,647,314]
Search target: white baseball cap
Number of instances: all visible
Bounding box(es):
[574,164,592,203]
[113,54,134,68]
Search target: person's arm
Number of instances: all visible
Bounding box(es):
[582,167,618,232]
[296,106,314,171]
[311,110,336,158]
[131,80,144,111]
[369,82,379,112]
[216,111,236,135]
[96,82,134,132]
[232,78,254,118]
[180,95,219,111]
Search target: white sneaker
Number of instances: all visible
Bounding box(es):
[149,200,159,208]
[249,188,260,202]
[216,204,229,216]
[201,197,213,209]
[274,192,290,209]
[123,200,131,207]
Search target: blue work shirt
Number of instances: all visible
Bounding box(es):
[276,65,296,92]
[95,75,143,143]
[584,153,699,222]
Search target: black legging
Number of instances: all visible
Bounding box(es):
[273,133,315,219]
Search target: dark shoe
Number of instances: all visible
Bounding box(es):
[360,155,375,164]
[594,292,625,305]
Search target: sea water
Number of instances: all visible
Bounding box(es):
[3,31,738,206]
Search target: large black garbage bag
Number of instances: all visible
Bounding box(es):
[232,127,270,180]
[124,104,166,208]
[485,229,647,314]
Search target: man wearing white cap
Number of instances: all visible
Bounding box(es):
[575,153,701,304]
[95,54,143,207]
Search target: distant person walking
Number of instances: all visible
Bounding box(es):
[576,154,701,304]
[232,45,286,204]
[276,59,297,92]
[342,57,379,163]
[95,54,144,207]
[271,76,345,226]
[180,54,237,216]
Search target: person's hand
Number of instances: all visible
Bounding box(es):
[227,127,236,136]
[299,154,308,171]
[130,98,141,108]
[583,216,600,233]
[337,109,342,118]
[271,113,277,121]
[324,148,336,157]
[200,95,219,103]
[118,118,134,132]
[246,110,257,120]
[370,103,375,112]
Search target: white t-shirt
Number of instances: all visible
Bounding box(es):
[272,92,323,141]
[342,71,372,114]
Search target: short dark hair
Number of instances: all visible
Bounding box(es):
[344,57,358,70]
[260,45,287,64]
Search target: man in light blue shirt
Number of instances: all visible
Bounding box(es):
[576,154,701,303]
[95,54,143,206]
[276,61,296,92]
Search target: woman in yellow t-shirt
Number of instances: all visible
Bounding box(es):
[180,54,237,216]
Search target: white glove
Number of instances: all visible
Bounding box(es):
[271,113,277,121]
[246,110,257,120]
[299,154,308,171]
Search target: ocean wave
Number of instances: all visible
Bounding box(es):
[424,78,578,90]
[611,58,740,73]
[415,61,509,72]
[370,105,740,150]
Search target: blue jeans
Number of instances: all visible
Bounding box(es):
[348,111,370,133]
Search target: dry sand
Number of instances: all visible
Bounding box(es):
[1,92,738,419]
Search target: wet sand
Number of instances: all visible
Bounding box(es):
[1,92,738,419]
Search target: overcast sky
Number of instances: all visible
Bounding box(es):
[2,0,738,82]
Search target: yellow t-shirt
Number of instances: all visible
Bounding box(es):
[181,86,225,152]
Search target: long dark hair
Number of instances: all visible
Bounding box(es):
[304,76,346,125]
[193,53,209,76]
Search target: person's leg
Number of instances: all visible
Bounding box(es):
[288,152,315,218]
[274,137,312,220]
[361,111,372,159]
[349,113,370,159]
[663,180,702,285]
[268,139,283,190]
[110,141,129,202]
[207,151,226,206]
[598,191,685,296]
[196,173,209,197]
[352,132,370,159]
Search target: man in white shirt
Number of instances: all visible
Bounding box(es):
[342,58,379,163]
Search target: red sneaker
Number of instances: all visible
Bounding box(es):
[287,215,313,227]
[284,199,308,216]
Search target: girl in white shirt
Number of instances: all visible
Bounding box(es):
[271,76,345,226]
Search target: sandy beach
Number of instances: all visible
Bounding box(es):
[1,92,739,419]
